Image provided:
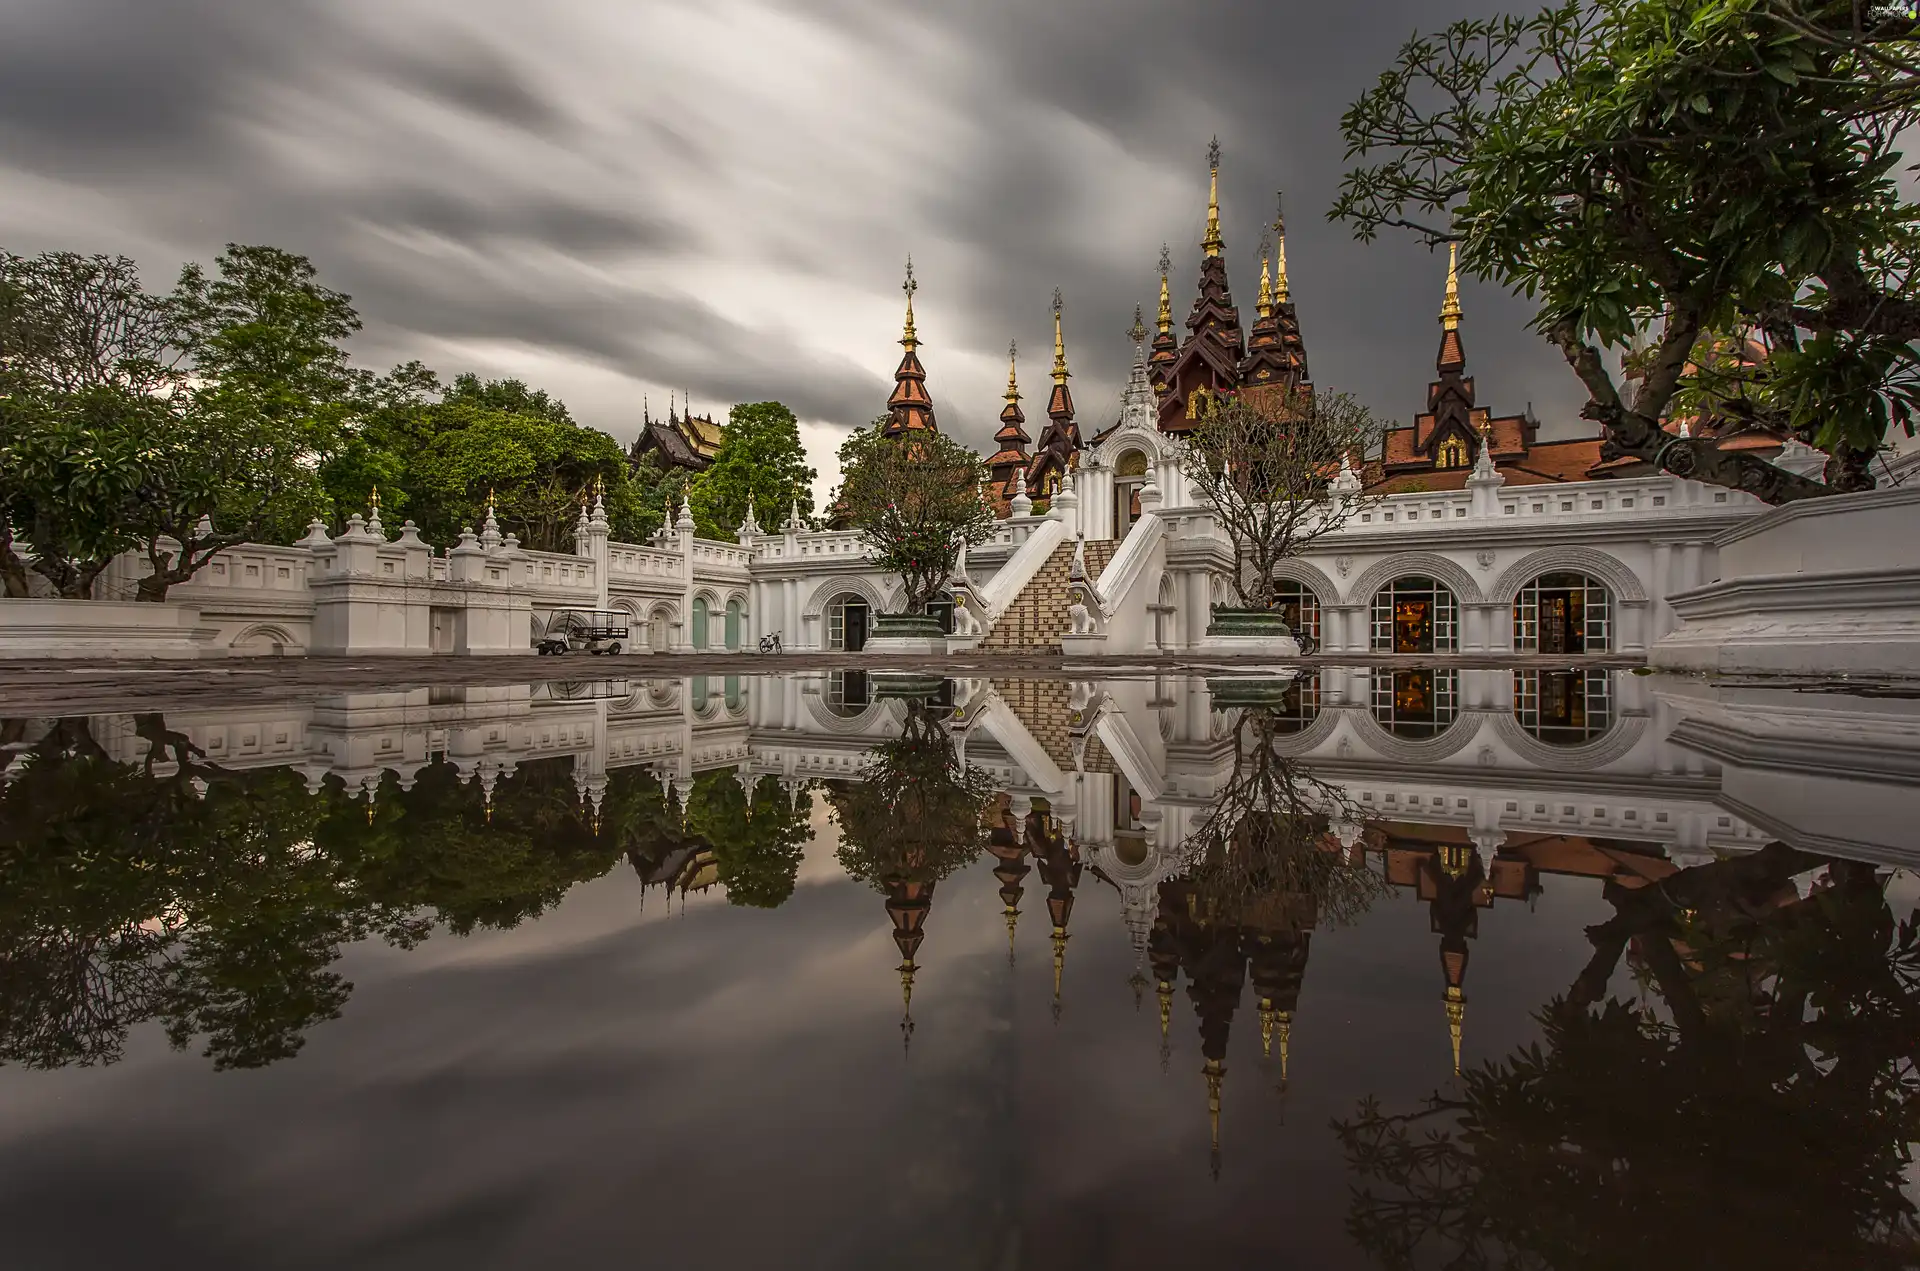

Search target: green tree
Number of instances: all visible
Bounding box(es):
[0,252,187,597]
[834,420,995,615]
[125,245,361,600]
[406,403,640,552]
[687,401,817,541]
[1333,0,1920,499]
[442,372,575,426]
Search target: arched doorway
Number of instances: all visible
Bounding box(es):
[724,597,743,651]
[691,596,710,650]
[1112,449,1150,539]
[1513,572,1611,653]
[827,593,870,652]
[1514,669,1612,743]
[1371,576,1458,653]
[647,606,671,653]
[1371,668,1459,738]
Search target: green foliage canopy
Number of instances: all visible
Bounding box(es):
[834,421,995,614]
[687,401,817,541]
[1334,0,1920,498]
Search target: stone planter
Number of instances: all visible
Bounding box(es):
[1198,606,1301,658]
[871,672,950,700]
[1206,675,1304,708]
[862,612,949,656]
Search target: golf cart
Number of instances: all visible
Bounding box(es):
[537,609,631,656]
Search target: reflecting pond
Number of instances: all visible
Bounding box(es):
[2,670,1918,1269]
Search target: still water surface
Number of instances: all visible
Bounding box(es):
[2,670,1917,1269]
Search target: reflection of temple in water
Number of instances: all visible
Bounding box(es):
[35,667,1906,1173]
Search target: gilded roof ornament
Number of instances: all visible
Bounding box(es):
[900,255,919,349]
[1126,304,1149,349]
[1202,136,1224,258]
[1256,232,1274,319]
[1272,191,1290,304]
[1156,243,1173,334]
[1441,241,1463,331]
[1051,287,1070,383]
[1004,338,1021,404]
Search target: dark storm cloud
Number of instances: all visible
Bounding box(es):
[0,0,1589,467]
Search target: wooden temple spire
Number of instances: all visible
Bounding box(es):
[883,256,938,438]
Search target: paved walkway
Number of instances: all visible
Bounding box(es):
[0,651,1646,714]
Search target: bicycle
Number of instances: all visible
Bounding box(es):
[758,633,783,654]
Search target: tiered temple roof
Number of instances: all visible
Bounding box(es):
[882,259,939,439]
[1156,138,1251,435]
[628,396,724,473]
[1027,290,1081,497]
[986,341,1032,511]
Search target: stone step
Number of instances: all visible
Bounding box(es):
[980,538,1121,651]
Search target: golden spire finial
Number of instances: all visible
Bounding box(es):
[1202,137,1224,258]
[1156,243,1173,334]
[1004,339,1020,405]
[369,485,380,514]
[1127,303,1149,351]
[1256,234,1274,320]
[1204,1056,1225,1180]
[1258,998,1275,1059]
[1051,288,1069,384]
[1004,904,1019,964]
[1278,1011,1292,1087]
[900,256,919,350]
[1441,241,1463,331]
[1445,985,1465,1076]
[1272,191,1290,304]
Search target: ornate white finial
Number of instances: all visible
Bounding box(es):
[675,492,695,532]
[1010,467,1033,518]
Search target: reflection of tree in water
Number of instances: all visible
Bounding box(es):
[1335,842,1920,1269]
[0,718,686,1071]
[1154,702,1385,1178]
[826,697,995,1048]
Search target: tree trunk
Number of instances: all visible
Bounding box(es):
[0,541,29,598]
[134,572,172,603]
[1822,441,1878,493]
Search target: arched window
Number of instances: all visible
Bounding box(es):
[1271,672,1321,735]
[1272,580,1321,645]
[1371,668,1459,738]
[827,594,870,651]
[723,674,745,712]
[691,596,710,650]
[689,675,713,715]
[1514,669,1613,744]
[825,669,870,716]
[1371,576,1457,653]
[1513,572,1611,653]
[724,597,743,651]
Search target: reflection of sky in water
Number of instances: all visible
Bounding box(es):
[2,673,1917,1268]
[0,802,1620,1269]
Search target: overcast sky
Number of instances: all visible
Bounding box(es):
[0,0,1586,500]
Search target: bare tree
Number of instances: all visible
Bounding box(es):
[1177,388,1381,611]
